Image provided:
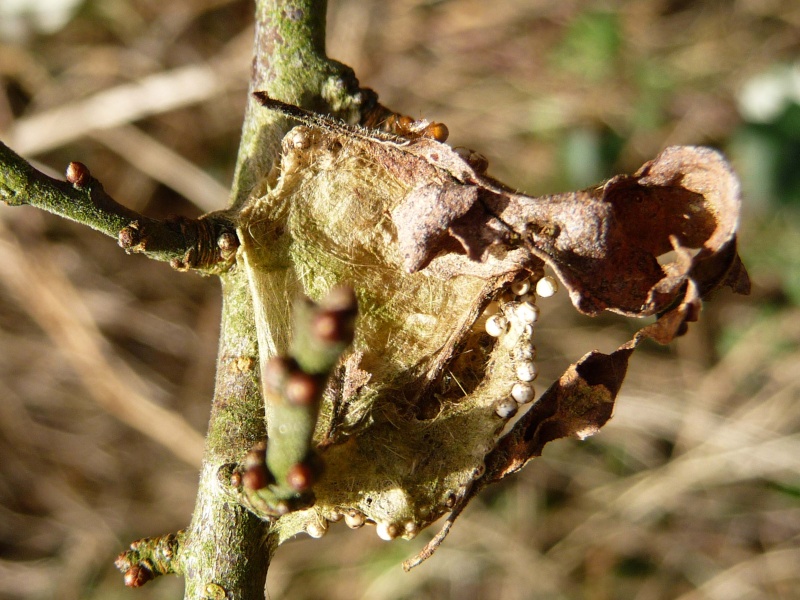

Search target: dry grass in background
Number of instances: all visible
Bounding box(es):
[1,1,799,598]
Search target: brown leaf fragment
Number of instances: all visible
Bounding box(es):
[254,96,748,332]
[480,342,635,485]
[392,183,479,272]
[484,146,749,321]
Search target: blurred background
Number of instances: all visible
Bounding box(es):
[0,0,798,598]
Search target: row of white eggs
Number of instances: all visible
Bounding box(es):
[484,275,558,419]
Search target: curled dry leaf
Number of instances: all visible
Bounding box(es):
[240,95,749,561]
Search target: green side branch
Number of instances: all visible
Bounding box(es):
[241,287,357,515]
[115,531,186,588]
[0,141,237,272]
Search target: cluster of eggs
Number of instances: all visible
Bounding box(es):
[483,274,558,419]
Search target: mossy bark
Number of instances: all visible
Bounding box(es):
[180,1,372,597]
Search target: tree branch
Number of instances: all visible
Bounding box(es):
[0,142,237,272]
[171,1,378,598]
[228,0,379,210]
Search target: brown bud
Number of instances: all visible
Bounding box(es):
[65,161,91,187]
[118,225,140,249]
[312,311,353,344]
[321,285,358,313]
[285,372,321,406]
[242,464,270,490]
[244,442,267,469]
[124,565,154,588]
[286,462,315,491]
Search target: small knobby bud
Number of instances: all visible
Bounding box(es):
[311,286,357,345]
[286,458,322,492]
[129,538,146,551]
[123,565,154,588]
[244,442,267,468]
[117,223,141,250]
[242,464,270,491]
[285,371,322,406]
[65,161,91,187]
[242,441,271,490]
[321,285,358,313]
[312,311,354,344]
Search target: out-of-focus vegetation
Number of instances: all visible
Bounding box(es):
[0,1,798,598]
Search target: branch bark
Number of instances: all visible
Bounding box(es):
[0,143,237,272]
[174,1,377,598]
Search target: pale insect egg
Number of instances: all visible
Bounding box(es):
[290,129,311,149]
[511,382,535,404]
[517,292,535,304]
[511,280,531,296]
[376,522,400,541]
[344,510,365,529]
[515,344,537,362]
[536,276,558,298]
[515,360,538,382]
[485,314,508,337]
[305,519,328,539]
[404,521,420,538]
[495,397,518,419]
[516,302,540,325]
